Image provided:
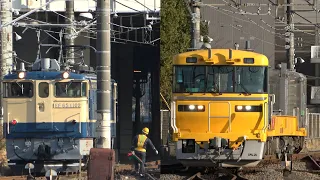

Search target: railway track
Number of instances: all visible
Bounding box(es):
[161,153,320,172]
[186,172,204,180]
[161,152,320,180]
[307,155,320,170]
[182,170,250,180]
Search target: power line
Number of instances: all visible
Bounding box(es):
[201,1,272,15]
[202,3,285,37]
[115,0,141,12]
[271,14,315,36]
[204,0,317,37]
[133,0,153,12]
[203,3,282,46]
[229,24,282,47]
[222,0,314,42]
[17,24,157,45]
[202,1,314,47]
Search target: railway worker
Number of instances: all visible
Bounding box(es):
[131,127,158,177]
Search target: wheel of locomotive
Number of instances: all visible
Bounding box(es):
[279,137,286,151]
[265,137,283,156]
[293,136,305,154]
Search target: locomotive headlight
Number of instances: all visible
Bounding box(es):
[245,105,252,110]
[189,105,195,110]
[236,106,243,111]
[235,105,262,112]
[62,72,69,79]
[18,72,25,79]
[178,105,205,112]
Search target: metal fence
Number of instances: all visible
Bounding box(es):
[306,112,320,139]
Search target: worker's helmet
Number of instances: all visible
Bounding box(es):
[142,127,149,135]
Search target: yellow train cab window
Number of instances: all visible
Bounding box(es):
[39,82,49,98]
[3,82,34,98]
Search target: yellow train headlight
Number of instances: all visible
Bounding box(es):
[236,105,243,111]
[245,105,252,111]
[178,105,205,112]
[188,105,195,110]
[197,105,204,110]
[235,105,262,112]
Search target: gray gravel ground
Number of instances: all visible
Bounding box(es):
[116,168,160,180]
[241,161,320,180]
[159,161,320,180]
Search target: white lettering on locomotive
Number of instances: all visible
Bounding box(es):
[53,103,81,108]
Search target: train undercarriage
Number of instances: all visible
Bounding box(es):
[5,138,92,176]
[172,136,305,169]
[175,138,265,168]
[264,136,305,158]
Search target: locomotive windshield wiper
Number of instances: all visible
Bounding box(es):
[238,83,251,95]
[236,74,251,95]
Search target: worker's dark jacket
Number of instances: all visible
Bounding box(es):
[131,134,156,153]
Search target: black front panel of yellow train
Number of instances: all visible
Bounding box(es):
[176,101,265,134]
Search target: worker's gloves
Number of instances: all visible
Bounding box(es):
[155,150,158,155]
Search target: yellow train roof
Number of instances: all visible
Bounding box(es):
[173,49,269,66]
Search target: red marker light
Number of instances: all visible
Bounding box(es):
[11,119,17,125]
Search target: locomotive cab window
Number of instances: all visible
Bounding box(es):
[3,82,34,98]
[173,66,206,93]
[173,65,268,94]
[55,81,87,97]
[39,82,49,98]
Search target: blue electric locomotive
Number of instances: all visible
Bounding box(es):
[2,58,117,174]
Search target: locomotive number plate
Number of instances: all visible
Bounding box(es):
[53,103,81,108]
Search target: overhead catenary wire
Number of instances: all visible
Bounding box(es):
[13,20,159,45]
[203,1,314,41]
[201,1,314,47]
[9,0,159,45]
[201,3,282,47]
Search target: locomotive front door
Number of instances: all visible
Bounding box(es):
[35,81,54,130]
[208,101,232,133]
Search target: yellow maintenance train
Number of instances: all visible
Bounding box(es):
[170,48,306,168]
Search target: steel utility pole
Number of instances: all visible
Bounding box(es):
[191,0,201,49]
[95,0,112,149]
[88,2,115,179]
[65,0,75,65]
[286,0,295,70]
[0,0,13,126]
[315,0,320,87]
